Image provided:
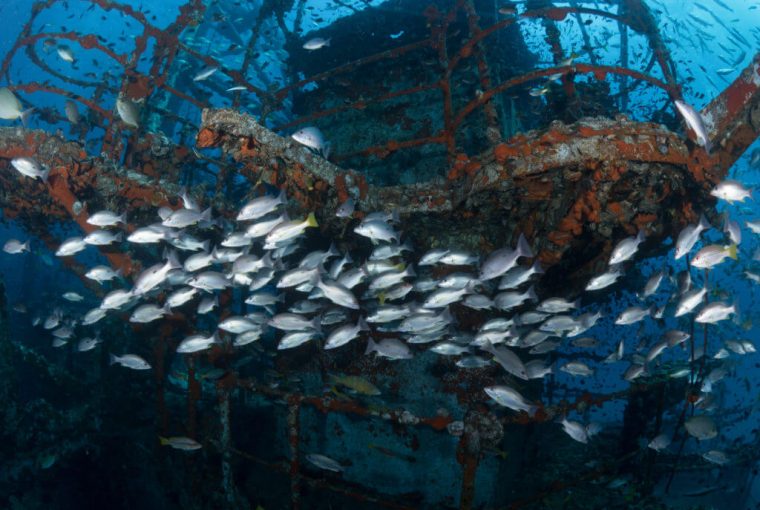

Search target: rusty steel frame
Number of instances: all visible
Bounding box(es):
[2,1,683,166]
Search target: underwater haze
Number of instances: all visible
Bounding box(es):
[1,0,760,509]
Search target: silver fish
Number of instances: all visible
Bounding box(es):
[615,305,651,325]
[674,99,711,153]
[585,266,623,291]
[278,330,318,350]
[484,385,537,415]
[192,66,218,82]
[11,157,49,181]
[64,100,79,124]
[55,237,86,256]
[3,239,29,254]
[84,230,122,246]
[264,213,318,247]
[365,338,412,360]
[336,198,355,218]
[177,332,219,353]
[648,433,671,452]
[674,214,710,259]
[710,179,751,204]
[133,253,182,295]
[480,341,527,380]
[291,126,327,153]
[87,210,126,227]
[306,453,343,474]
[0,87,33,124]
[353,220,399,243]
[302,37,331,50]
[237,191,286,221]
[110,353,151,370]
[325,318,368,350]
[317,278,359,309]
[695,301,735,323]
[691,244,737,268]
[130,303,170,323]
[479,235,532,281]
[609,230,645,265]
[675,287,707,317]
[684,415,717,440]
[116,96,140,128]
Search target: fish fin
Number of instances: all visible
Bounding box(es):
[20,108,34,128]
[516,233,533,258]
[311,316,322,334]
[165,249,182,269]
[526,285,538,302]
[306,212,318,228]
[698,213,711,230]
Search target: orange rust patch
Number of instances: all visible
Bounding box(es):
[238,137,260,158]
[634,213,657,231]
[356,174,369,199]
[538,249,562,265]
[196,128,219,148]
[334,173,349,203]
[607,201,624,218]
[494,143,511,164]
[548,230,573,245]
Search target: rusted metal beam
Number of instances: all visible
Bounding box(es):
[702,53,760,172]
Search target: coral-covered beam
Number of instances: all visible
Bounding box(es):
[701,53,760,172]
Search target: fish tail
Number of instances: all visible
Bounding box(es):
[517,233,533,258]
[109,353,118,365]
[698,213,710,231]
[727,244,738,260]
[364,338,377,355]
[20,108,34,128]
[114,232,123,243]
[200,207,212,222]
[306,212,318,228]
[526,285,538,302]
[158,436,169,446]
[532,260,544,274]
[40,166,51,183]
